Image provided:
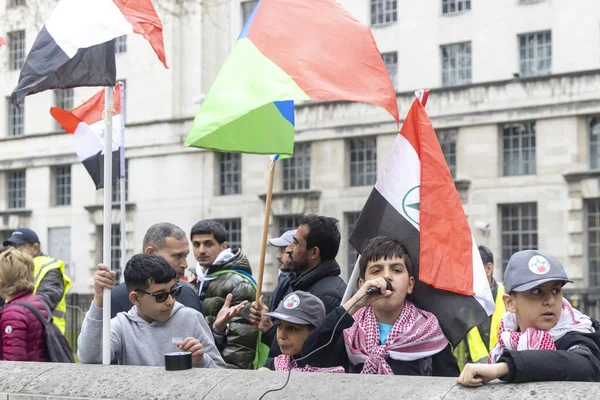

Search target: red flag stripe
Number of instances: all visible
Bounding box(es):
[51,84,121,133]
[113,0,168,68]
[412,97,474,296]
[0,37,6,47]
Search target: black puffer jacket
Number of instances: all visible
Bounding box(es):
[190,249,258,369]
[262,259,347,358]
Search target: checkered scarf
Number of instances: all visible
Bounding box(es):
[343,302,448,375]
[273,355,345,373]
[488,298,594,363]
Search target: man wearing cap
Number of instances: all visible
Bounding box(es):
[267,229,295,312]
[3,228,71,334]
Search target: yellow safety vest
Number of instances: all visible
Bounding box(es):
[466,283,506,363]
[33,256,72,335]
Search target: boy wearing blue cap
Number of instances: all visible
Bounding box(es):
[458,250,600,386]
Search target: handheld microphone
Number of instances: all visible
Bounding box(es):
[365,280,393,295]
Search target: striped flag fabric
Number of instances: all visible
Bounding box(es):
[11,0,167,106]
[50,84,122,190]
[349,90,494,346]
[185,0,399,157]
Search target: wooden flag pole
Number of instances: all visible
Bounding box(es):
[255,159,277,303]
[102,86,114,365]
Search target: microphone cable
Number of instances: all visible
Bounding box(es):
[258,291,370,400]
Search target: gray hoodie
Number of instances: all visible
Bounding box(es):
[77,302,225,368]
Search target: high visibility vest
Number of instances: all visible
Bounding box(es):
[33,256,72,335]
[466,283,506,363]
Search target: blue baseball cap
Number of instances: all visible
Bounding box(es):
[3,228,40,247]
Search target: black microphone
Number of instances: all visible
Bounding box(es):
[365,280,393,295]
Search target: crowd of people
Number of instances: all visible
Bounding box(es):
[1,214,600,386]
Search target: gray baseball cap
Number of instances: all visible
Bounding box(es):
[265,291,325,327]
[268,229,296,248]
[504,250,573,293]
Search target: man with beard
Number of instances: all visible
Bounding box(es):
[250,214,347,360]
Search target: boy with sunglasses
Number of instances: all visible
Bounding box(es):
[77,254,225,367]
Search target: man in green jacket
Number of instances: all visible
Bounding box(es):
[188,220,257,369]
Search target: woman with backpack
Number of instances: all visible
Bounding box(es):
[0,248,48,361]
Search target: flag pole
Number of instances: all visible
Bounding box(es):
[102,86,114,365]
[341,255,361,304]
[118,82,126,284]
[255,158,277,303]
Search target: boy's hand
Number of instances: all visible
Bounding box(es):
[343,278,392,315]
[257,367,271,372]
[456,362,509,387]
[249,295,273,333]
[93,264,117,308]
[214,294,248,334]
[177,337,204,363]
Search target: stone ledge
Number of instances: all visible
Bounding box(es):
[83,203,137,214]
[1,361,599,400]
[454,179,471,191]
[563,170,600,183]
[258,190,321,203]
[0,209,32,217]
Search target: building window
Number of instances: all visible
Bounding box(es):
[0,230,13,245]
[349,138,377,187]
[441,42,472,87]
[8,30,25,70]
[587,199,600,287]
[518,31,552,77]
[500,203,538,270]
[112,159,128,203]
[54,89,73,129]
[442,0,471,14]
[7,0,26,8]
[115,35,127,53]
[7,97,24,137]
[54,165,71,206]
[54,88,73,110]
[371,0,397,26]
[7,169,26,209]
[97,225,122,281]
[278,215,302,236]
[345,212,361,281]
[382,52,398,91]
[501,122,536,176]
[589,117,600,170]
[215,218,242,250]
[219,153,241,195]
[282,143,311,191]
[241,0,258,27]
[48,227,71,276]
[437,130,457,178]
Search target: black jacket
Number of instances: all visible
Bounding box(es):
[300,306,460,377]
[262,259,347,357]
[498,321,600,382]
[110,281,202,318]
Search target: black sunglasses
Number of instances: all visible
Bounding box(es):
[135,283,182,303]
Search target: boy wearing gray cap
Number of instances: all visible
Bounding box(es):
[260,291,344,373]
[458,250,600,386]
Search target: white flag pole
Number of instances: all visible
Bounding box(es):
[341,255,361,304]
[118,82,126,284]
[102,86,114,365]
